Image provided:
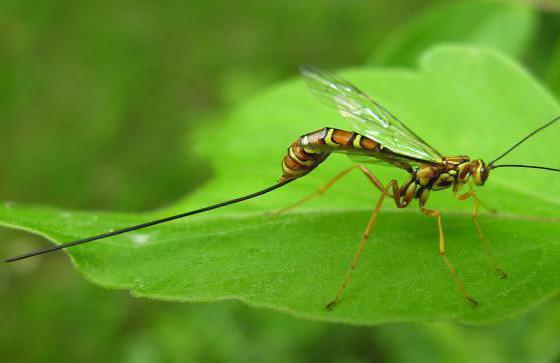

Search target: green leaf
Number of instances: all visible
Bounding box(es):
[376,298,560,362]
[546,36,560,97]
[371,0,536,67]
[2,46,560,325]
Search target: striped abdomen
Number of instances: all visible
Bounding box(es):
[279,127,380,183]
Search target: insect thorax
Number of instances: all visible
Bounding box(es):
[415,156,489,193]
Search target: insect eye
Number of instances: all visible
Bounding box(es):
[481,165,490,183]
[472,160,489,185]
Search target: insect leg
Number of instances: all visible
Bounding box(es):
[385,179,411,208]
[326,191,387,310]
[420,206,479,307]
[476,198,497,215]
[454,185,508,279]
[326,173,409,310]
[271,164,385,216]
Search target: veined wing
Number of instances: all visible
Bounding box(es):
[347,154,416,172]
[297,135,429,172]
[301,66,444,163]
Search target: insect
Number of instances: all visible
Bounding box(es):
[5,67,560,310]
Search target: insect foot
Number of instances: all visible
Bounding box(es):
[467,297,479,308]
[325,300,338,311]
[495,268,509,279]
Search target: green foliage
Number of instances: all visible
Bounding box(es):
[371,0,536,67]
[0,0,417,212]
[547,36,560,96]
[377,297,560,363]
[2,46,560,326]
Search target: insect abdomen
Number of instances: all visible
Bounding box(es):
[279,128,379,183]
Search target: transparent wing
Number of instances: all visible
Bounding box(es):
[348,154,418,172]
[301,66,444,163]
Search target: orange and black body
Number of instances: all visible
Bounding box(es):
[280,128,382,183]
[280,127,490,208]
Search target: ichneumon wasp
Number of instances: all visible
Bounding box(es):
[5,67,560,310]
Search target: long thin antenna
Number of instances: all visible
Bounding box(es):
[4,180,293,263]
[489,115,560,166]
[490,164,560,172]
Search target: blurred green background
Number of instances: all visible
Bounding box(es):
[1,0,560,362]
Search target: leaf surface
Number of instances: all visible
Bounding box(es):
[2,46,560,325]
[371,1,536,67]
